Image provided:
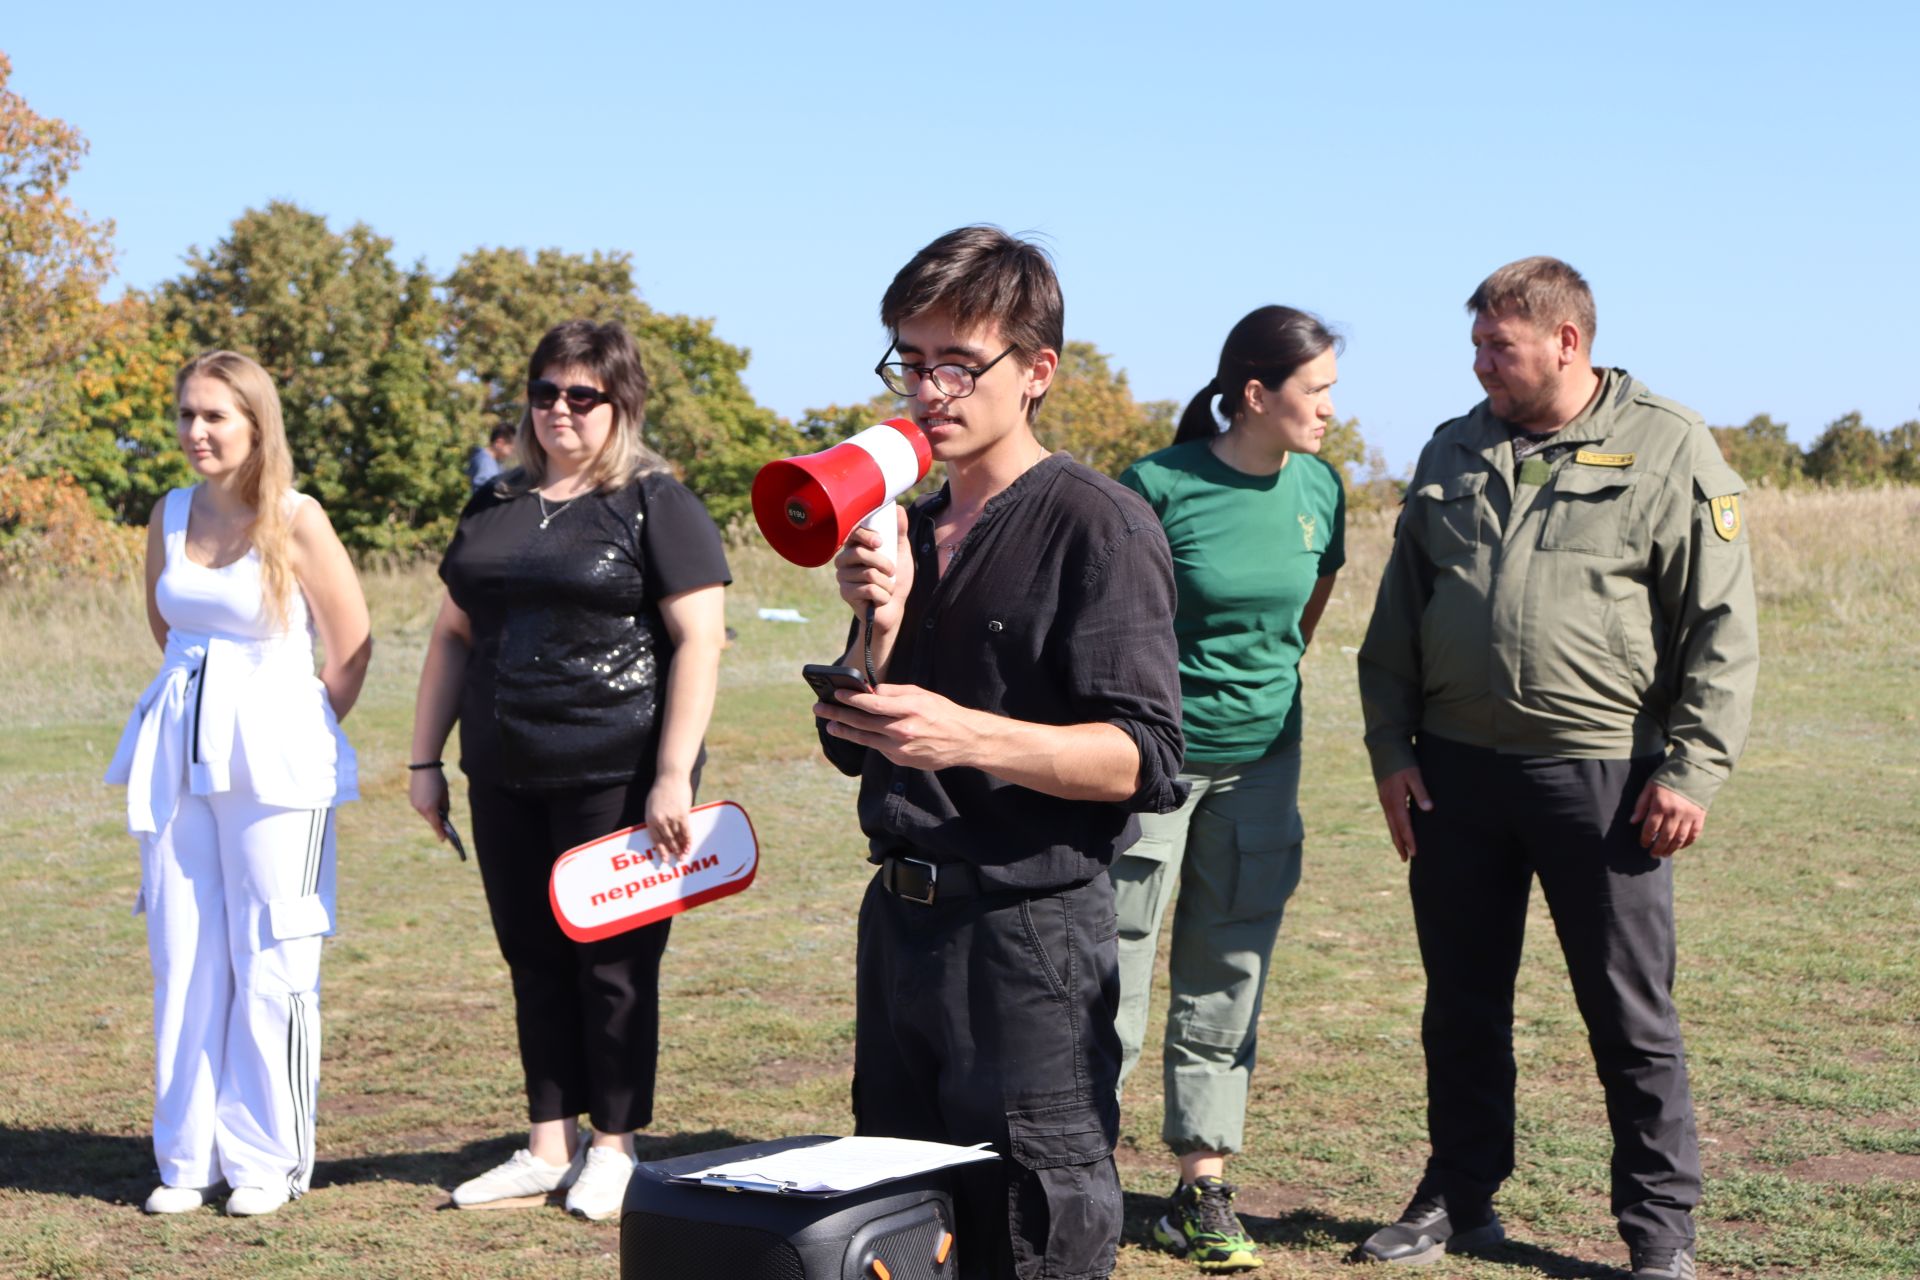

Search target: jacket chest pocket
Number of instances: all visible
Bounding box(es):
[1541,467,1637,556]
[1413,473,1484,566]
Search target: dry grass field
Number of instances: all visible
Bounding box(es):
[1,486,1915,1279]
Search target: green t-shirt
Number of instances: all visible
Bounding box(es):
[1120,440,1346,763]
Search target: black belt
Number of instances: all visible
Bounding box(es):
[879,855,985,905]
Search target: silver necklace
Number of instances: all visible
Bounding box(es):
[536,489,582,530]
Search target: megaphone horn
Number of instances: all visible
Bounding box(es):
[752,418,932,568]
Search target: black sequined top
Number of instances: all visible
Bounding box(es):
[440,470,731,791]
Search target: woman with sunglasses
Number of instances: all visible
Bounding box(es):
[107,351,370,1217]
[408,320,730,1221]
[1110,306,1346,1274]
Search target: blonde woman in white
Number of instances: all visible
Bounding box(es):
[106,351,370,1217]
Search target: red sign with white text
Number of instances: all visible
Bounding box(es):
[549,800,758,942]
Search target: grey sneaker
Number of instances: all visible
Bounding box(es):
[1629,1244,1697,1279]
[451,1144,586,1209]
[143,1182,222,1214]
[564,1146,636,1222]
[1356,1196,1504,1264]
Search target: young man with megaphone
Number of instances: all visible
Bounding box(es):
[810,225,1188,1280]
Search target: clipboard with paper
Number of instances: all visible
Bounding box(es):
[672,1136,998,1196]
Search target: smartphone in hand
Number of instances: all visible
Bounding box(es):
[803,663,870,701]
[439,808,468,862]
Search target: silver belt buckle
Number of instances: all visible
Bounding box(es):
[898,856,937,905]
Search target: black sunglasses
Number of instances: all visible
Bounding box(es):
[528,379,612,413]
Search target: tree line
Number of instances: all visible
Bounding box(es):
[1,52,1911,579]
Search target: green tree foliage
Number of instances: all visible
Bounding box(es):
[1804,412,1893,487]
[1035,341,1176,478]
[155,202,480,554]
[34,295,195,522]
[1885,420,1920,484]
[0,51,117,460]
[791,392,907,445]
[1711,414,1804,488]
[1318,416,1402,511]
[442,247,804,526]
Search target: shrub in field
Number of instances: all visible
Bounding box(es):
[154,202,482,559]
[442,246,808,529]
[0,468,142,582]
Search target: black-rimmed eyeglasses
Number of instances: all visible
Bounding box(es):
[528,379,612,413]
[874,344,1018,399]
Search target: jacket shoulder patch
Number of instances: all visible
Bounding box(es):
[1709,494,1742,541]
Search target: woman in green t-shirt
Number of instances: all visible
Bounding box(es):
[1114,306,1347,1274]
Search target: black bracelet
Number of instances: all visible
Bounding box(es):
[408,761,444,771]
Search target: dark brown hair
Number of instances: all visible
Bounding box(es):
[510,320,664,492]
[1466,256,1597,349]
[880,226,1064,422]
[1174,306,1342,444]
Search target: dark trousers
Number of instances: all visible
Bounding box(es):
[1408,736,1699,1249]
[469,777,675,1134]
[854,871,1124,1280]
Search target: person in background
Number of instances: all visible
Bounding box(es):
[467,423,516,490]
[408,320,729,1222]
[1356,257,1756,1279]
[107,350,371,1217]
[1112,306,1346,1273]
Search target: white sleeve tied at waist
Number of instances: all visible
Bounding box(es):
[105,629,358,834]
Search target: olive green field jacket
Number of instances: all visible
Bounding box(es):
[1357,369,1757,809]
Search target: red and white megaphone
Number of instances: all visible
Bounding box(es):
[752,418,932,568]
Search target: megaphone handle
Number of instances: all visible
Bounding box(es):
[857,500,898,573]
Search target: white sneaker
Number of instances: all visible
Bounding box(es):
[143,1183,220,1214]
[564,1147,636,1222]
[225,1185,291,1216]
[452,1146,584,1210]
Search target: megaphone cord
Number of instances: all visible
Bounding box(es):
[863,603,879,689]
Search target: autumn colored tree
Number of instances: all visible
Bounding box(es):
[35,294,195,522]
[1034,341,1176,478]
[1711,413,1804,488]
[155,202,480,554]
[442,247,805,527]
[0,51,117,460]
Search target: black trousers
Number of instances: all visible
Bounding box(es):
[1408,736,1699,1249]
[854,870,1124,1280]
[469,777,675,1134]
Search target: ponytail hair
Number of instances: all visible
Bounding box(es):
[1172,306,1342,445]
[174,351,297,630]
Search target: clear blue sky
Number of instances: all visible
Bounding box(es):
[9,1,1917,468]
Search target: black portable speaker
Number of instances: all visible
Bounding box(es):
[620,1136,959,1280]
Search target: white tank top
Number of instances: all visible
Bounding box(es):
[154,487,314,643]
[104,486,358,833]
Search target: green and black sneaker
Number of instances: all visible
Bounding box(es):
[1152,1176,1262,1272]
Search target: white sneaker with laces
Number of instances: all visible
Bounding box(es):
[225,1185,292,1216]
[452,1146,585,1209]
[564,1147,636,1222]
[143,1183,220,1214]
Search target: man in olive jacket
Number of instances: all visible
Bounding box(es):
[1355,257,1756,1280]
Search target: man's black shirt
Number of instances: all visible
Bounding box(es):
[817,453,1187,891]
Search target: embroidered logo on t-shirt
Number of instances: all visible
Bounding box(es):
[1298,513,1317,551]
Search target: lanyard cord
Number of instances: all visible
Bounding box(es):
[863,603,879,689]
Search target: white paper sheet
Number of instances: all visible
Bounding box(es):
[679,1136,998,1194]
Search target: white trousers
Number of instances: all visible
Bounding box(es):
[140,790,334,1195]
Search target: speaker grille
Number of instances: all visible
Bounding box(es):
[621,1211,808,1280]
[866,1212,952,1277]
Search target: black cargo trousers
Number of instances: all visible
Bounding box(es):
[854,867,1123,1280]
[1407,735,1701,1251]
